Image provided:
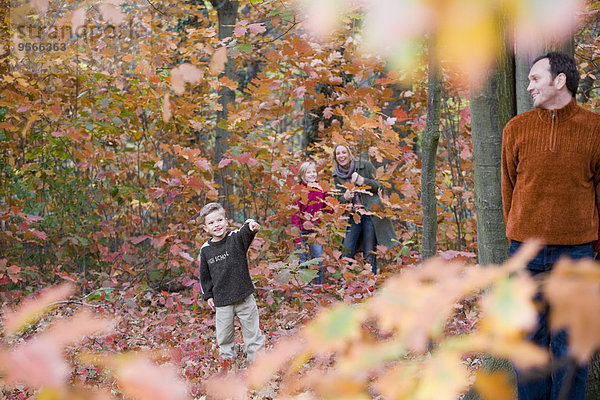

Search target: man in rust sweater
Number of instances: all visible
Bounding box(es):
[502,52,600,399]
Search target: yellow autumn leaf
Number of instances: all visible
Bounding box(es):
[303,302,363,353]
[479,273,537,339]
[413,350,470,400]
[473,370,514,400]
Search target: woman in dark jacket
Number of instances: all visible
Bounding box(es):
[332,144,397,274]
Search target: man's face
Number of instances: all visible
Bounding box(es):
[203,210,228,240]
[527,58,561,109]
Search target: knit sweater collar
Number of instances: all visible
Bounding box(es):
[536,98,578,122]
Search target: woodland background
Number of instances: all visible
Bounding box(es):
[1,0,600,399]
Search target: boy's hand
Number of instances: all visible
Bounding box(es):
[248,220,260,232]
[207,298,215,311]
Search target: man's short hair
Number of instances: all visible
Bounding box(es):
[199,202,225,224]
[533,51,579,97]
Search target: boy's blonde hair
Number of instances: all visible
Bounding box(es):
[198,202,226,224]
[331,144,356,166]
[297,161,316,183]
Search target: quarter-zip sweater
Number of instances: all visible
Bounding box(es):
[198,222,257,307]
[501,99,600,245]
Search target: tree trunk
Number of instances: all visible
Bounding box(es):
[587,352,600,399]
[210,0,238,207]
[420,40,442,260]
[470,45,513,266]
[463,18,515,400]
[515,45,534,114]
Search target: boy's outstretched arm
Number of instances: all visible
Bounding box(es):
[248,219,260,232]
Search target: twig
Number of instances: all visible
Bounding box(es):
[145,0,167,16]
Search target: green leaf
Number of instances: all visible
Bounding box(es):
[237,43,253,53]
[86,287,115,301]
[298,268,318,284]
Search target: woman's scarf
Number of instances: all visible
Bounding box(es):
[334,160,355,180]
[334,160,361,205]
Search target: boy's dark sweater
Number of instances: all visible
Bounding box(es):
[198,222,257,307]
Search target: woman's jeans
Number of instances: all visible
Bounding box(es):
[509,240,592,400]
[298,230,324,284]
[342,214,377,274]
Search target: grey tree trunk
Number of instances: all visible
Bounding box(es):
[420,42,442,260]
[463,20,516,400]
[210,0,238,206]
[470,48,513,266]
[515,45,534,114]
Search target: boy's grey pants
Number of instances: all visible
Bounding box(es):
[215,294,265,362]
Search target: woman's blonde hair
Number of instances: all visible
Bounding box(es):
[331,144,356,167]
[297,161,316,183]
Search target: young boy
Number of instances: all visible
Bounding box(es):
[197,202,265,364]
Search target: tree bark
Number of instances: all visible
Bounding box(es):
[470,45,513,266]
[463,17,515,400]
[210,0,238,207]
[420,39,442,260]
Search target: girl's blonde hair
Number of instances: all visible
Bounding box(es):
[297,161,316,183]
[331,144,356,167]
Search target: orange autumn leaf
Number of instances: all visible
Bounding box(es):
[473,371,514,400]
[209,47,228,75]
[170,64,203,95]
[71,7,87,33]
[31,0,49,17]
[99,3,125,25]
[2,283,74,335]
[545,258,600,363]
[247,337,303,389]
[162,93,173,123]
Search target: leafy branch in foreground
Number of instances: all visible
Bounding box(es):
[1,241,599,399]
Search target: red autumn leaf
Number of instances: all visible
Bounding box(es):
[151,235,169,249]
[192,282,202,293]
[239,152,258,166]
[218,158,233,169]
[460,146,470,160]
[30,229,47,241]
[0,336,70,389]
[233,26,247,37]
[205,373,247,400]
[17,104,31,112]
[194,159,211,171]
[130,235,151,245]
[248,23,267,34]
[393,108,409,121]
[3,283,74,335]
[50,104,61,118]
